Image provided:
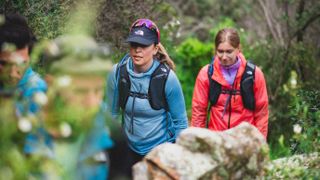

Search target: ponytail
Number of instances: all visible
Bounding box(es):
[155,43,176,71]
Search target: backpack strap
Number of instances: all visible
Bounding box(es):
[240,61,256,111]
[117,57,170,111]
[117,54,131,110]
[206,57,219,128]
[149,63,170,111]
[149,63,170,141]
[208,57,221,107]
[115,53,130,81]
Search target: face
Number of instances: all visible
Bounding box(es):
[0,47,30,87]
[129,43,158,73]
[216,41,239,66]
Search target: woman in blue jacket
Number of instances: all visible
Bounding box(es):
[107,18,188,178]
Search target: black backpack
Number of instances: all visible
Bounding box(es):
[116,54,170,111]
[207,57,256,111]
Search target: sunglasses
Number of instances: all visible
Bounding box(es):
[130,19,160,43]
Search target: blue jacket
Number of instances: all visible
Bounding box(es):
[107,57,188,155]
[16,67,47,114]
[16,67,54,157]
[77,103,113,180]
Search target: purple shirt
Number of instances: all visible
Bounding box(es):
[219,58,241,85]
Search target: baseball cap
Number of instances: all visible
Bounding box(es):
[126,26,158,46]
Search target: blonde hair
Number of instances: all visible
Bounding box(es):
[155,43,176,71]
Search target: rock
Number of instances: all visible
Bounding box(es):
[133,122,270,180]
[133,143,218,180]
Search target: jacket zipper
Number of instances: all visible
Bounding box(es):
[130,93,136,134]
[130,84,143,134]
[227,70,239,129]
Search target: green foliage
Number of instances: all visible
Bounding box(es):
[269,135,291,159]
[0,0,75,39]
[0,98,63,179]
[173,38,212,114]
[45,91,97,139]
[289,90,320,154]
[28,10,66,40]
[288,42,320,89]
[244,36,320,159]
[0,99,30,179]
[208,17,237,40]
[266,153,320,179]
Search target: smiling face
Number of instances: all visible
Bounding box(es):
[0,47,30,87]
[129,43,158,73]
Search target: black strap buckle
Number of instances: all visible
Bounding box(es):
[221,89,240,95]
[129,91,149,99]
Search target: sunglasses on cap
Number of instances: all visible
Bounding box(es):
[130,19,160,43]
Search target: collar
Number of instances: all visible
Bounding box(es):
[17,67,33,88]
[212,53,248,86]
[219,57,241,71]
[127,58,159,77]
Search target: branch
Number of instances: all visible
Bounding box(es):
[290,13,320,41]
[258,0,284,46]
[283,0,290,37]
[296,0,305,41]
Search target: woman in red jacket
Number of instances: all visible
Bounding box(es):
[191,28,269,138]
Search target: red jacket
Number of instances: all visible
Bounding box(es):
[191,53,269,138]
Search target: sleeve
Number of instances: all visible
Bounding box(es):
[191,65,210,128]
[165,70,188,137]
[106,64,120,119]
[253,67,269,138]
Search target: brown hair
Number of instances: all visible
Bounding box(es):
[154,43,176,71]
[215,28,240,49]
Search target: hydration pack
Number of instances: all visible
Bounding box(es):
[208,57,256,110]
[116,54,170,111]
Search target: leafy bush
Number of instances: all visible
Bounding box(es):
[0,0,75,39]
[289,90,320,154]
[266,153,320,179]
[173,38,212,114]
